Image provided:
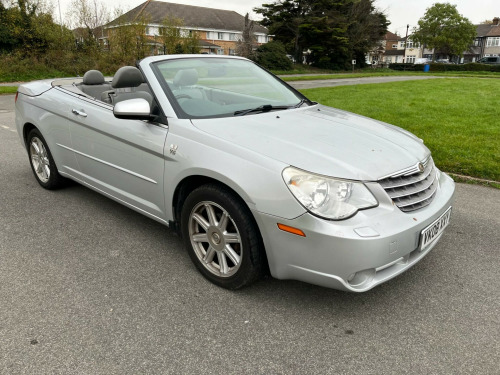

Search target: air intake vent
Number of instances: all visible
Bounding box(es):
[379,156,438,212]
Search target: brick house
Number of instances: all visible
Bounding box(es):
[104,0,269,56]
[366,32,404,65]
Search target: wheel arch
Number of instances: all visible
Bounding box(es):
[22,122,38,149]
[172,174,253,234]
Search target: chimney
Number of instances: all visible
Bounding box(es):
[493,17,500,26]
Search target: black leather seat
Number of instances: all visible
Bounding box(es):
[101,66,153,106]
[79,70,111,99]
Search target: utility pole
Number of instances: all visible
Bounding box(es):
[58,0,63,33]
[403,24,409,70]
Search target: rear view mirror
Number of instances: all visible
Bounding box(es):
[113,98,153,120]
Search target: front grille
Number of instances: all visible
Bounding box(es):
[378,156,438,213]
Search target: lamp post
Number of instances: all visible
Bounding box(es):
[403,24,409,70]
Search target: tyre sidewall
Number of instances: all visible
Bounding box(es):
[27,129,63,189]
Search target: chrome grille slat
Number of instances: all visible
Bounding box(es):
[379,161,433,189]
[386,167,437,198]
[379,157,438,213]
[394,177,438,207]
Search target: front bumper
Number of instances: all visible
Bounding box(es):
[253,170,455,292]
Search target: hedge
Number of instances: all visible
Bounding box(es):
[389,62,500,72]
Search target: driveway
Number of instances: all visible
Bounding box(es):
[1,94,499,374]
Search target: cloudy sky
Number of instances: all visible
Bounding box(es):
[55,0,500,35]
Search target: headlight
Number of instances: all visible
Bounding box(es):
[282,167,378,220]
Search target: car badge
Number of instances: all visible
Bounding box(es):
[418,163,424,173]
[170,144,178,155]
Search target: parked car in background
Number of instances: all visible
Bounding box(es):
[414,58,431,64]
[478,56,500,64]
[15,55,455,292]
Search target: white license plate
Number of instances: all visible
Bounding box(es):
[420,207,452,251]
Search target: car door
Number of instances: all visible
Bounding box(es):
[65,95,168,221]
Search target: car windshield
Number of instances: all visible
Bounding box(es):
[152,57,306,119]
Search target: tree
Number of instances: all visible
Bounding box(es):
[68,0,109,51]
[255,0,388,69]
[159,16,200,55]
[0,0,73,56]
[412,3,477,61]
[255,1,312,64]
[236,13,257,58]
[183,30,201,54]
[253,40,292,70]
[160,15,183,54]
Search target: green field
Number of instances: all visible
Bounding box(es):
[300,78,500,183]
[0,86,18,94]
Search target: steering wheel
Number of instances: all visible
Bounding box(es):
[175,94,193,100]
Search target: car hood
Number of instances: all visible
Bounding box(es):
[191,105,430,181]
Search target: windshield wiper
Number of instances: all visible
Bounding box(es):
[234,104,291,116]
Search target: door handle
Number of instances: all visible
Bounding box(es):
[72,109,88,117]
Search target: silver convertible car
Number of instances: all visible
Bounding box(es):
[15,55,455,292]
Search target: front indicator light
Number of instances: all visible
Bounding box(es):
[277,223,306,237]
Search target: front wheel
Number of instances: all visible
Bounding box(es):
[181,184,265,289]
[27,128,66,189]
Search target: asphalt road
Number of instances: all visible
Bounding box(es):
[286,75,444,90]
[1,94,499,374]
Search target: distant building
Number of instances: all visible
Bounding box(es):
[103,0,269,56]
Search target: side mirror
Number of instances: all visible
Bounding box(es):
[113,98,153,120]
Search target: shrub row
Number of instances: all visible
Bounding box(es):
[389,62,500,72]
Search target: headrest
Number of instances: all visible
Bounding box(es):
[82,70,105,85]
[111,66,144,89]
[173,69,198,87]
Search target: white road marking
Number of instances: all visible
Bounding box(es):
[1,125,9,129]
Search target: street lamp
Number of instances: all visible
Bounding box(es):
[403,24,409,70]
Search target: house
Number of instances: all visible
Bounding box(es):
[104,0,269,56]
[366,32,405,65]
[472,17,500,61]
[382,32,404,63]
[421,17,500,63]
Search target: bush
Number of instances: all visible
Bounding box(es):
[389,62,500,73]
[427,63,500,72]
[388,63,421,71]
[253,41,293,71]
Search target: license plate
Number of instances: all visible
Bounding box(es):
[420,207,452,251]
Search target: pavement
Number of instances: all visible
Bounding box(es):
[1,93,499,374]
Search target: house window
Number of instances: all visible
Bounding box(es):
[406,55,416,63]
[229,33,236,41]
[473,39,481,46]
[392,44,397,48]
[406,40,419,49]
[218,32,224,40]
[486,37,500,47]
[229,48,236,55]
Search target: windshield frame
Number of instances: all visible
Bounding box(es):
[150,57,311,120]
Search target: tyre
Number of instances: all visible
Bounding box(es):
[27,128,66,189]
[181,183,265,289]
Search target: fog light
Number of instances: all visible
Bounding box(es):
[348,269,376,287]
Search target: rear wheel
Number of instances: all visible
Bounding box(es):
[27,129,66,189]
[181,184,264,289]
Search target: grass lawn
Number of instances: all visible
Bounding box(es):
[0,86,18,94]
[300,78,500,183]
